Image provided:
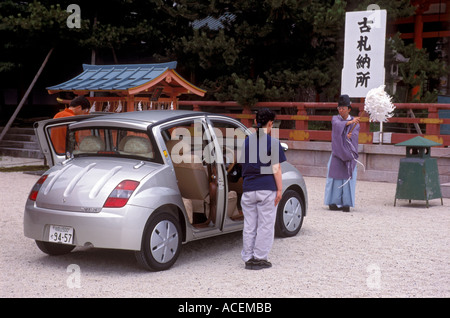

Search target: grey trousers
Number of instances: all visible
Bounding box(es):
[241,190,277,262]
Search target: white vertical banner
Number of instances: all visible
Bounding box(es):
[341,9,387,98]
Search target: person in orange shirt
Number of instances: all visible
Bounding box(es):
[51,96,91,154]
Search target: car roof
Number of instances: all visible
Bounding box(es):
[86,110,209,124]
[69,110,236,130]
[69,110,247,133]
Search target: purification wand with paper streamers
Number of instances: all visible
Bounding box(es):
[364,85,395,144]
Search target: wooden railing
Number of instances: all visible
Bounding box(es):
[178,100,450,147]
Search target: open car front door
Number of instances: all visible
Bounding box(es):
[34,114,104,167]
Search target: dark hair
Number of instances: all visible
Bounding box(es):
[255,108,276,139]
[70,96,90,110]
[256,108,276,128]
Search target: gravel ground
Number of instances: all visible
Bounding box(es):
[1,169,449,298]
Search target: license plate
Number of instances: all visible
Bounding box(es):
[49,225,74,245]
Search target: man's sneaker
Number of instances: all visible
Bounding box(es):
[244,258,256,270]
[252,259,272,270]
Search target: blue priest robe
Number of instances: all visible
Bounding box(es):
[324,115,360,208]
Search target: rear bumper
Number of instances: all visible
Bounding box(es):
[24,201,152,251]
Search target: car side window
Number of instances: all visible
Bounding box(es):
[48,123,78,155]
[209,119,247,164]
[161,119,209,162]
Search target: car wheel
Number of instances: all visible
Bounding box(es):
[275,190,304,238]
[35,240,76,255]
[135,212,182,271]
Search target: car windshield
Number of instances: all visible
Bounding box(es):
[67,127,156,161]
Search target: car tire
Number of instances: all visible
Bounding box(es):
[35,240,76,255]
[135,212,182,271]
[275,190,304,238]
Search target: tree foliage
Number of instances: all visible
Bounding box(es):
[176,0,423,105]
[0,0,443,106]
[386,34,447,102]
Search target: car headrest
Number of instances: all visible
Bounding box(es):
[123,136,152,154]
[79,136,105,152]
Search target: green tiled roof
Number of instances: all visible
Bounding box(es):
[395,136,442,147]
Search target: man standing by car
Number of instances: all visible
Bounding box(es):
[240,108,286,270]
[51,95,91,154]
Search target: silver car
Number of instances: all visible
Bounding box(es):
[24,110,307,271]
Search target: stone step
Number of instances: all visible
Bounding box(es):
[0,127,35,134]
[0,140,39,150]
[1,133,37,142]
[441,183,450,199]
[0,147,43,159]
[0,126,43,159]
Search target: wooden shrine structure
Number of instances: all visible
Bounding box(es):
[46,61,206,112]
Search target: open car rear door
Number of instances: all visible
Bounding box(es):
[34,114,104,167]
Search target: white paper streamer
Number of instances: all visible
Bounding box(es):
[115,100,122,113]
[364,85,395,122]
[89,101,96,113]
[103,101,110,112]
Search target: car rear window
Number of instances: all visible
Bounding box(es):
[67,127,156,161]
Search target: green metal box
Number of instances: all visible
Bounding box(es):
[394,137,443,207]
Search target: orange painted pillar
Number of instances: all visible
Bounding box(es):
[414,13,423,49]
[426,106,439,135]
[295,104,307,130]
[411,12,423,99]
[241,106,253,128]
[126,95,135,112]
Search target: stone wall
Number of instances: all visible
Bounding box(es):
[285,141,450,197]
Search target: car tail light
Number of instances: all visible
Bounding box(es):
[104,180,140,208]
[29,174,48,201]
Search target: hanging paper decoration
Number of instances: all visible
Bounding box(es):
[103,101,111,112]
[115,100,122,113]
[137,101,143,111]
[89,101,96,113]
[364,85,395,122]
